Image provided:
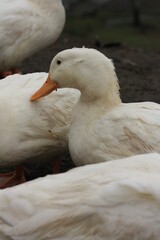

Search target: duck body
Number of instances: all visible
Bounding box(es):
[0,0,65,72]
[31,47,160,166]
[0,73,79,167]
[69,100,160,166]
[0,153,160,239]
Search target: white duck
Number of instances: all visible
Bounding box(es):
[0,153,160,240]
[31,47,160,167]
[0,73,79,188]
[0,0,65,77]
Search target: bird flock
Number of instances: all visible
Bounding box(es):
[0,1,160,239]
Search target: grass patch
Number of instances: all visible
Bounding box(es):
[65,15,160,50]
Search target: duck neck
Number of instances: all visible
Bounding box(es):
[72,90,121,124]
[80,80,121,109]
[77,69,121,112]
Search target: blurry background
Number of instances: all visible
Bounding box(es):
[22,0,160,103]
[63,0,160,50]
[21,0,160,178]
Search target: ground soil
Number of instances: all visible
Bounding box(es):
[5,33,160,180]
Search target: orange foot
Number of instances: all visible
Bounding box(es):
[0,166,26,189]
[0,67,21,78]
[53,159,61,174]
[0,71,13,78]
[11,67,22,74]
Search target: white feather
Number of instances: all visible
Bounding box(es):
[0,73,79,167]
[0,153,160,239]
[44,47,160,166]
[0,0,65,71]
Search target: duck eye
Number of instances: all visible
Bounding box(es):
[57,60,62,65]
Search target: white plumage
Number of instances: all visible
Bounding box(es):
[0,73,79,167]
[0,153,160,239]
[31,47,160,166]
[0,0,65,72]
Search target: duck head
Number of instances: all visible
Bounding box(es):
[30,48,120,104]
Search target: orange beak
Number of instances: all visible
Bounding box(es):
[30,74,60,101]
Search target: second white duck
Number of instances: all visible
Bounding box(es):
[31,47,160,166]
[0,0,65,77]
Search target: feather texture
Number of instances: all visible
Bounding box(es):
[0,0,65,71]
[0,73,79,166]
[0,153,160,239]
[35,48,160,166]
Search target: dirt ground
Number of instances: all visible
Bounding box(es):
[9,33,160,180]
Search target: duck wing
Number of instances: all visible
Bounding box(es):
[95,102,160,160]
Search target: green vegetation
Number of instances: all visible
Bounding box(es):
[65,11,160,50]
